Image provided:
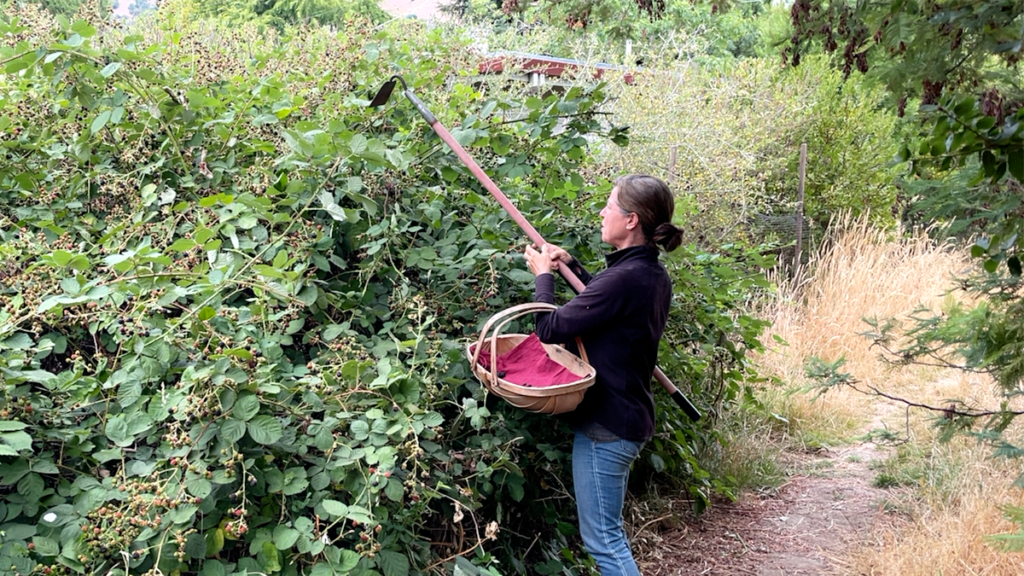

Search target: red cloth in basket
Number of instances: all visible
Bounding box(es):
[475,333,584,388]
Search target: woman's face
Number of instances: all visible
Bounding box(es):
[599,187,636,249]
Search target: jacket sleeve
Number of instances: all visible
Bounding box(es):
[532,270,625,343]
[567,257,594,287]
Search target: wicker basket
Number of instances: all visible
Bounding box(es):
[466,302,596,415]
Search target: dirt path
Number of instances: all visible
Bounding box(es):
[635,430,891,575]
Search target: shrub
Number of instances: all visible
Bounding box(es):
[607,55,901,247]
[0,3,776,575]
[0,4,632,574]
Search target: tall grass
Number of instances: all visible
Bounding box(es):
[753,217,1024,574]
[756,216,969,444]
[841,402,1024,575]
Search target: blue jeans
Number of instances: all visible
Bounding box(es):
[573,430,645,576]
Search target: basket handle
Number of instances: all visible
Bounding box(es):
[489,307,589,364]
[471,302,558,376]
[472,303,589,389]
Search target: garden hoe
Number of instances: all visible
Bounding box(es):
[369,75,701,421]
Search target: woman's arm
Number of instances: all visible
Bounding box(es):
[566,257,594,286]
[532,271,625,343]
[525,244,593,286]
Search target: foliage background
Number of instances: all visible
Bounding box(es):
[0,1,780,575]
[10,0,1021,571]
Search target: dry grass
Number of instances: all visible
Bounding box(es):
[755,216,970,446]
[761,216,968,392]
[753,216,1024,574]
[843,441,1024,575]
[840,366,1024,575]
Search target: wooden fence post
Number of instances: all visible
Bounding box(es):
[794,142,807,271]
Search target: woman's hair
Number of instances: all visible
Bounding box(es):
[614,174,684,252]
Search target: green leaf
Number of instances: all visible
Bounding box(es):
[1009,149,1024,182]
[129,460,156,477]
[273,526,300,550]
[2,523,36,540]
[71,19,96,37]
[337,549,360,572]
[0,421,28,432]
[17,473,44,500]
[350,134,367,154]
[345,505,373,525]
[32,536,60,557]
[94,448,122,462]
[286,318,305,334]
[455,556,480,576]
[350,420,369,440]
[194,227,214,244]
[319,192,347,222]
[118,379,142,408]
[60,277,80,295]
[1,431,34,452]
[99,62,121,78]
[419,412,444,427]
[258,540,282,573]
[309,564,335,576]
[205,529,226,558]
[2,333,33,350]
[185,532,207,559]
[273,249,288,269]
[320,499,348,518]
[220,418,246,444]
[91,110,111,135]
[185,477,212,499]
[233,393,260,421]
[247,415,283,445]
[105,415,133,446]
[198,306,217,321]
[169,238,198,252]
[376,550,409,576]
[51,250,73,267]
[323,324,348,342]
[253,113,279,126]
[297,285,318,306]
[384,478,404,502]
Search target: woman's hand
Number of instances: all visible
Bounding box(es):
[524,244,571,277]
[524,245,552,276]
[543,244,572,266]
[524,244,555,276]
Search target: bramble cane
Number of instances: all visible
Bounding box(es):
[369,75,701,421]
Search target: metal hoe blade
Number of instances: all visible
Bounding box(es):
[369,79,397,107]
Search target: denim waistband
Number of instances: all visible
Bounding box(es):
[574,421,620,443]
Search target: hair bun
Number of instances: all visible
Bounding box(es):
[653,222,684,252]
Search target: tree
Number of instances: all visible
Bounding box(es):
[20,0,113,17]
[787,0,1024,249]
[196,0,389,28]
[789,0,1024,545]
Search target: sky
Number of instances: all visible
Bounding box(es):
[112,1,131,17]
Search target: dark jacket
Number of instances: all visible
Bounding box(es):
[534,245,672,442]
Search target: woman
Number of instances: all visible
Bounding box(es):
[523,174,684,576]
